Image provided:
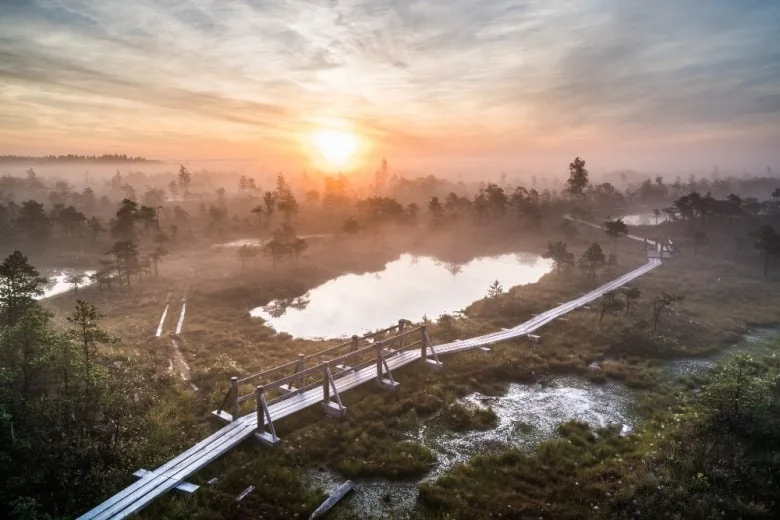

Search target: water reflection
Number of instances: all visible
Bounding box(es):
[262,294,311,318]
[212,238,266,248]
[250,253,553,339]
[212,234,331,249]
[441,261,463,276]
[619,212,663,226]
[38,269,97,299]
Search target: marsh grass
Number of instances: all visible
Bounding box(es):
[39,218,780,519]
[418,420,639,519]
[440,402,499,432]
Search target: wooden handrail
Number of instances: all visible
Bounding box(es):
[226,323,424,409]
[237,357,301,384]
[236,326,422,386]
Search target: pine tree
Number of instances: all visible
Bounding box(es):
[579,243,606,279]
[566,157,589,197]
[67,300,112,375]
[0,251,47,327]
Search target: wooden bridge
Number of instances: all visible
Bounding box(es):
[79,226,665,519]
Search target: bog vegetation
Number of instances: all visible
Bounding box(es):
[1,157,780,519]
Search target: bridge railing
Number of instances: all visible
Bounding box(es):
[212,319,421,422]
[252,324,436,445]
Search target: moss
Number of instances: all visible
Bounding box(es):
[440,402,499,432]
[37,209,780,519]
[335,441,436,479]
[419,422,638,520]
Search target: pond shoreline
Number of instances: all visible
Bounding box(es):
[251,252,553,339]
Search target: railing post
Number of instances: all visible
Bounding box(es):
[255,385,279,446]
[230,376,239,421]
[376,343,383,379]
[296,353,305,388]
[420,326,427,359]
[398,319,405,350]
[322,363,330,403]
[255,385,262,428]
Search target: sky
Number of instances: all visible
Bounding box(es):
[1,0,779,175]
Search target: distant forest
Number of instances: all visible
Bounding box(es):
[0,154,158,164]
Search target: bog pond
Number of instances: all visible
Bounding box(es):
[37,269,96,299]
[619,212,664,226]
[250,252,554,339]
[307,327,777,519]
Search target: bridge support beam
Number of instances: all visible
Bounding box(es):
[375,344,399,391]
[212,375,240,423]
[420,325,443,370]
[322,363,347,418]
[255,386,280,446]
[133,469,199,494]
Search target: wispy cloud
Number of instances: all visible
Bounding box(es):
[0,0,778,169]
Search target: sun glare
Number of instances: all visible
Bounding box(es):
[311,130,359,168]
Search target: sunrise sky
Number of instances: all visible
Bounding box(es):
[1,0,778,174]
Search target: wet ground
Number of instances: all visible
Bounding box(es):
[304,327,778,519]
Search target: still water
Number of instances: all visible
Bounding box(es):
[250,253,553,339]
[38,269,96,299]
[308,377,635,519]
[309,329,777,519]
[619,212,663,226]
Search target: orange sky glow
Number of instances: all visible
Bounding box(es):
[0,1,778,176]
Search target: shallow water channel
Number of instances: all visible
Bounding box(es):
[251,252,553,339]
[305,327,778,519]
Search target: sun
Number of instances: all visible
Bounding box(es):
[311,129,359,168]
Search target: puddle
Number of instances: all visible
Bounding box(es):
[251,253,553,339]
[37,269,97,299]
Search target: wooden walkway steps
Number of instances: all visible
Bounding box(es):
[79,226,665,519]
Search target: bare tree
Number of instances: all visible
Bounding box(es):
[651,292,684,331]
[599,291,624,324]
[621,286,641,314]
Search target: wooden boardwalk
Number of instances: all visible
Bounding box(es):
[79,225,664,519]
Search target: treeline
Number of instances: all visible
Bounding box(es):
[0,251,173,519]
[0,154,156,164]
[2,157,780,279]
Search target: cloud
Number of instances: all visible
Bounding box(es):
[0,0,778,168]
